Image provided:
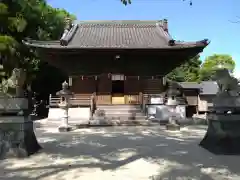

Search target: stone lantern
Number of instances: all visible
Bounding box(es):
[56,81,73,132]
[165,96,180,130]
[0,69,41,159]
[199,63,240,154]
[165,81,182,130]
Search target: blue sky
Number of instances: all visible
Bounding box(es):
[48,0,240,76]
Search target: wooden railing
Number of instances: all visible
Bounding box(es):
[50,93,166,109]
[49,94,92,107]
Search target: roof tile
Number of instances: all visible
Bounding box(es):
[68,21,170,48]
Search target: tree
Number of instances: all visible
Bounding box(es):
[0,1,26,75]
[0,0,75,72]
[199,54,235,81]
[166,55,201,82]
[0,0,75,95]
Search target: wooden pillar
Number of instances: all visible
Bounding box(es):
[196,105,199,115]
[94,75,98,104]
[68,76,72,86]
[162,76,166,86]
[196,93,199,115]
[138,76,142,105]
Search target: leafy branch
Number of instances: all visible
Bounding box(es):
[120,0,193,6]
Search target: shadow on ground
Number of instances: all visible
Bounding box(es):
[0,126,240,180]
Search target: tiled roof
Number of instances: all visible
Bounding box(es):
[179,82,201,89]
[200,81,219,95]
[23,20,209,49]
[179,81,219,95]
[68,21,170,48]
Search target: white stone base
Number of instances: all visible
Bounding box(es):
[48,107,91,123]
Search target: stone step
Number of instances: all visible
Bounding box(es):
[98,109,143,113]
[100,109,142,113]
[89,119,155,126]
[96,105,144,120]
[105,116,147,121]
[102,112,144,117]
[34,119,158,128]
[105,116,146,120]
[104,111,144,115]
[97,105,142,111]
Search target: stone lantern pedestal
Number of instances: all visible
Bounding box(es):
[56,81,73,132]
[0,98,42,159]
[165,97,180,131]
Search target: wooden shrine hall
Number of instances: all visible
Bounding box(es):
[23,19,209,106]
[68,74,166,104]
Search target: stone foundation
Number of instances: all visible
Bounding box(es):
[0,116,41,159]
[58,126,72,132]
[200,119,240,155]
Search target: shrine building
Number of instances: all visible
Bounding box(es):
[23,20,209,107]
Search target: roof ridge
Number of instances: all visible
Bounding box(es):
[60,24,79,46]
[75,20,165,25]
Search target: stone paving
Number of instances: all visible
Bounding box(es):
[0,125,240,180]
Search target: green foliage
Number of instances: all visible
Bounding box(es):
[0,35,17,53]
[121,0,131,5]
[0,0,75,88]
[120,0,193,6]
[199,54,235,81]
[167,54,235,83]
[166,55,202,82]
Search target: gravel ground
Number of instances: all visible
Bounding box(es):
[0,125,240,180]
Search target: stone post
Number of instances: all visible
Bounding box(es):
[0,69,41,159]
